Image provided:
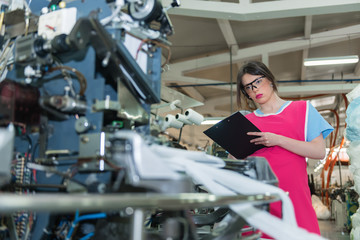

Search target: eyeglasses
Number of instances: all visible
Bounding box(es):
[243,76,265,93]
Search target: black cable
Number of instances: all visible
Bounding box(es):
[31,142,39,163]
[47,0,62,8]
[20,133,32,162]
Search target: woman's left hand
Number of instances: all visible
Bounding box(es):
[247,132,282,147]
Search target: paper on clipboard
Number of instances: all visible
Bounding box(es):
[203,111,265,159]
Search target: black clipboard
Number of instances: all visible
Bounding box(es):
[203,111,265,159]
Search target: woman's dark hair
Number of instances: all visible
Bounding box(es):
[236,61,277,107]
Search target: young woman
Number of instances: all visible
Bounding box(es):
[236,61,333,237]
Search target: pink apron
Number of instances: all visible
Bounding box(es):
[246,101,320,236]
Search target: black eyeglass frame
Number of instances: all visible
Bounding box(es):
[240,76,265,99]
[243,76,265,92]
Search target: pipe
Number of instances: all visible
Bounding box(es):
[319,109,339,148]
[230,45,233,113]
[321,94,349,205]
[0,193,279,213]
[167,79,360,88]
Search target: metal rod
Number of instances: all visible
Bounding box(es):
[230,45,233,113]
[0,193,279,213]
[167,78,360,88]
[337,151,343,188]
[131,208,145,240]
[5,215,19,240]
[12,183,67,190]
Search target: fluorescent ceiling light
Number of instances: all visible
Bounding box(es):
[304,55,359,66]
[201,117,224,125]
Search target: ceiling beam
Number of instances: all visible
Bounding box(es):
[165,81,359,96]
[304,16,313,39]
[162,24,360,75]
[354,62,360,76]
[212,0,239,56]
[163,75,224,85]
[262,53,269,66]
[163,75,232,91]
[301,16,312,80]
[193,95,234,114]
[217,19,239,56]
[165,3,241,72]
[163,0,360,21]
[180,86,205,102]
[278,83,359,96]
[301,49,309,81]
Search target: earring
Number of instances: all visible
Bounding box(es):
[270,83,273,87]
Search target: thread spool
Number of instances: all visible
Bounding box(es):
[184,109,204,125]
[175,113,192,125]
[164,114,183,129]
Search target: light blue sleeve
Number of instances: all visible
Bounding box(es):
[306,101,334,142]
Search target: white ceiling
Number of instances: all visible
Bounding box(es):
[156,0,360,155]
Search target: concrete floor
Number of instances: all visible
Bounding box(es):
[319,219,350,240]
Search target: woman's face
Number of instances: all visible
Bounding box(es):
[241,73,273,103]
